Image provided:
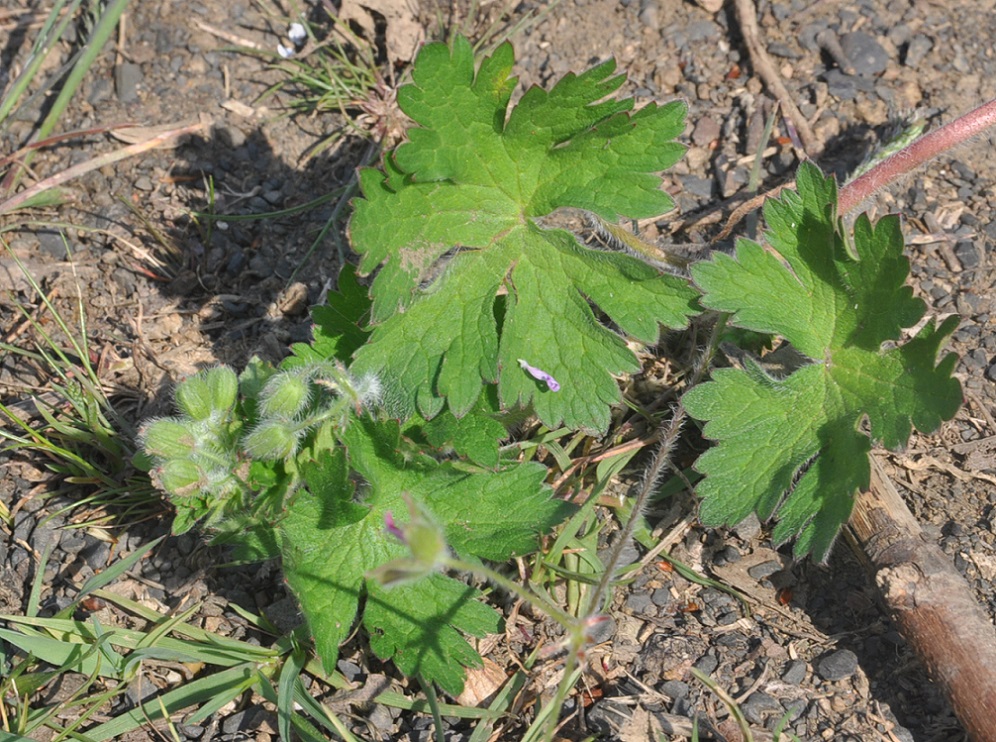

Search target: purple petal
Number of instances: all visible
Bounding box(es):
[518,359,560,392]
[384,511,405,542]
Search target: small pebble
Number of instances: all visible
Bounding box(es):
[586,615,616,644]
[624,591,653,613]
[954,240,981,269]
[651,588,673,608]
[694,652,719,674]
[682,175,714,199]
[741,691,782,724]
[817,648,859,681]
[638,0,659,28]
[839,31,889,77]
[116,62,143,102]
[747,560,782,581]
[782,659,808,685]
[337,659,362,683]
[904,34,933,67]
[732,513,762,540]
[691,115,721,146]
[659,679,690,701]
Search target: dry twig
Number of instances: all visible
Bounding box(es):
[732,0,819,157]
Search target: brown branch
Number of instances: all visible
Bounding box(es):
[0,122,206,215]
[733,0,819,157]
[847,458,996,742]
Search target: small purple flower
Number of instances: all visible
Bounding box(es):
[518,359,560,392]
[384,511,405,542]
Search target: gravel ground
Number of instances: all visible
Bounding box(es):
[2,0,995,740]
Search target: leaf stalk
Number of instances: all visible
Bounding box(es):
[838,97,996,215]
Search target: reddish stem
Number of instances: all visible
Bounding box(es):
[838,97,996,215]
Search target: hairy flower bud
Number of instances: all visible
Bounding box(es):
[154,458,204,497]
[368,496,449,587]
[176,366,238,421]
[141,418,196,459]
[258,373,311,420]
[243,419,301,460]
[205,365,239,413]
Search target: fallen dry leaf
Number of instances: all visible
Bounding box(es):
[337,0,423,64]
[455,657,507,707]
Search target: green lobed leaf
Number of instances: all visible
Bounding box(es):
[683,162,961,561]
[349,34,699,432]
[365,576,500,693]
[408,386,508,468]
[277,416,571,692]
[286,263,372,369]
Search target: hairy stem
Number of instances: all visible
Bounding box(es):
[838,97,996,215]
[588,408,686,615]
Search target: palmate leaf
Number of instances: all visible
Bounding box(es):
[285,263,372,369]
[349,34,699,433]
[683,162,961,561]
[277,416,571,694]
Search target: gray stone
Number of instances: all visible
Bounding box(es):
[905,34,933,67]
[720,545,741,564]
[694,652,718,674]
[782,659,808,685]
[682,175,714,199]
[741,691,782,724]
[686,20,721,42]
[783,698,807,721]
[732,512,762,540]
[768,42,801,59]
[638,0,659,28]
[116,62,143,103]
[691,116,721,147]
[747,560,782,581]
[367,704,395,734]
[337,659,362,682]
[823,69,858,100]
[221,707,271,735]
[651,587,673,608]
[37,230,68,258]
[624,591,653,614]
[177,724,204,739]
[717,610,739,626]
[955,240,981,269]
[215,123,247,149]
[839,32,889,77]
[817,648,859,681]
[585,615,616,644]
[658,679,689,701]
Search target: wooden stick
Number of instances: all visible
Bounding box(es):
[733,0,819,157]
[847,458,996,742]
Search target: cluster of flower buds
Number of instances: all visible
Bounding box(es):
[140,361,382,526]
[140,366,243,503]
[242,361,381,461]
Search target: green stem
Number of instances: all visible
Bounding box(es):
[443,555,576,630]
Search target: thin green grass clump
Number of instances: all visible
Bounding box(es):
[0,537,372,741]
[0,245,159,525]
